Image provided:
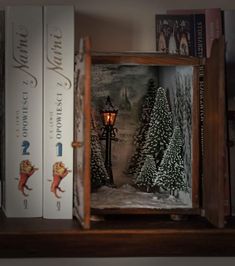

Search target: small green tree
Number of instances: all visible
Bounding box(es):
[135,155,158,192]
[154,125,187,196]
[90,120,110,191]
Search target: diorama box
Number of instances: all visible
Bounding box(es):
[73,37,227,229]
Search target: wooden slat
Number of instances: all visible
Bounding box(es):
[83,37,91,229]
[204,37,226,228]
[91,208,201,215]
[1,211,235,257]
[92,53,201,66]
[73,37,91,229]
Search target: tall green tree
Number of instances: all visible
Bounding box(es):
[127,79,157,175]
[154,125,187,196]
[144,86,173,168]
[133,86,173,192]
[174,75,192,187]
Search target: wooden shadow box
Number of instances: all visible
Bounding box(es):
[73,37,227,230]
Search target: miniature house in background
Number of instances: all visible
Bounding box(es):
[73,37,227,229]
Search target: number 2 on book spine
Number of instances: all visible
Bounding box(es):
[22,140,30,155]
[56,142,63,157]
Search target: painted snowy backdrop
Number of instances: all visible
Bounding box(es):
[91,64,193,209]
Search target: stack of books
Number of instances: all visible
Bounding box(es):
[2,5,74,219]
[155,8,222,58]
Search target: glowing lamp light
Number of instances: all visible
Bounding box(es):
[101,96,118,127]
[102,111,117,126]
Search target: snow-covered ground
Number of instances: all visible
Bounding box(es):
[91,184,191,209]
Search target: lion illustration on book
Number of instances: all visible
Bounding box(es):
[50,161,71,199]
[18,160,38,197]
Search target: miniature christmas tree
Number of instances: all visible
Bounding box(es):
[154,125,187,196]
[127,79,157,175]
[144,86,173,168]
[184,76,192,186]
[90,119,110,191]
[135,155,158,192]
[136,79,157,124]
[174,75,192,187]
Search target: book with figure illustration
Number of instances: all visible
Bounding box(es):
[155,14,195,56]
[4,6,43,217]
[43,6,74,219]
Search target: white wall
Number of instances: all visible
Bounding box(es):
[0,0,235,51]
[1,0,235,264]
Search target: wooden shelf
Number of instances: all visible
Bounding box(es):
[1,210,235,257]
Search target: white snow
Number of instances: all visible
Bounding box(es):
[91,184,191,209]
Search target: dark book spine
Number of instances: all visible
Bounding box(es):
[194,14,206,57]
[193,14,206,207]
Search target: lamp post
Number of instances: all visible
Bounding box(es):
[100,96,118,185]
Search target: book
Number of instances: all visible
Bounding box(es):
[167,8,222,58]
[155,14,195,56]
[4,6,43,217]
[193,14,206,57]
[43,6,74,219]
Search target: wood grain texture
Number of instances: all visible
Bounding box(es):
[91,208,201,215]
[92,53,202,66]
[1,211,235,257]
[204,37,226,228]
[84,37,92,229]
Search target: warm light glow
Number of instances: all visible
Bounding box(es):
[103,112,116,126]
[101,96,118,126]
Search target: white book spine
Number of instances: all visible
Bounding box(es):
[43,6,74,219]
[4,6,43,217]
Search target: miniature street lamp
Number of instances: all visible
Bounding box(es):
[100,96,118,185]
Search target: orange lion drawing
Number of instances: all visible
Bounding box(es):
[51,161,71,199]
[18,160,38,197]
